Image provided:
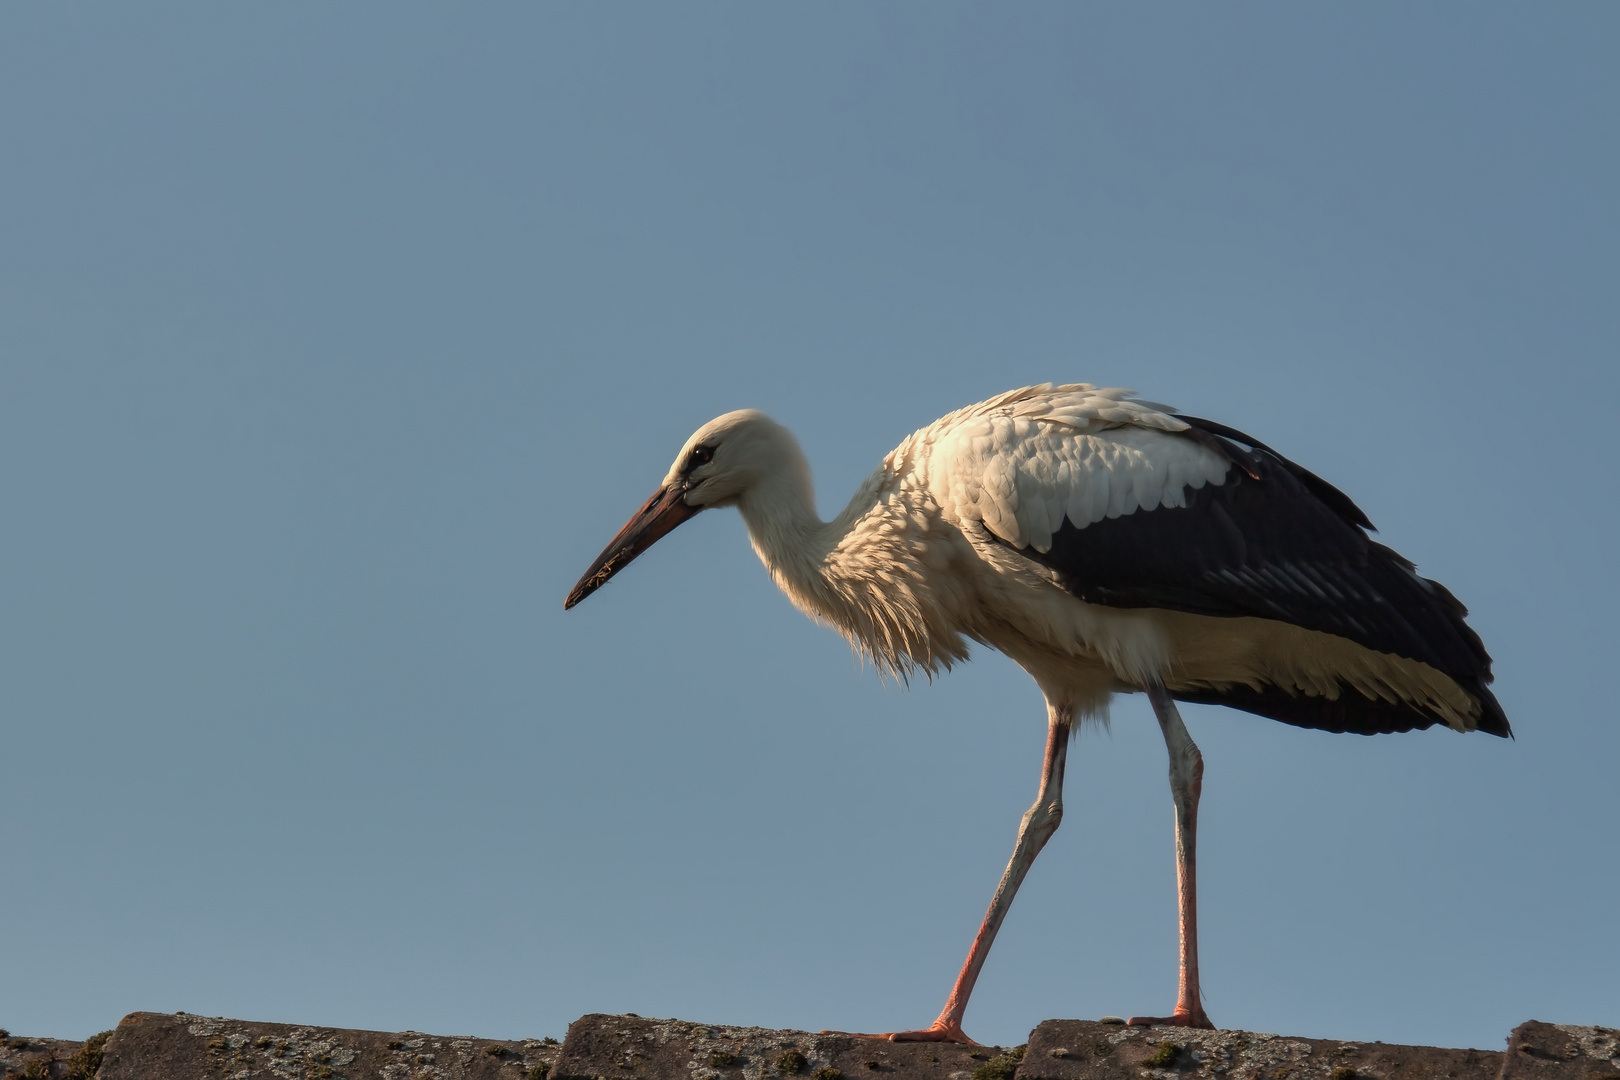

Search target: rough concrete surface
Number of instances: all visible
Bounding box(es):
[0,1031,97,1080]
[1500,1022,1620,1080]
[90,1012,560,1080]
[0,1012,1615,1080]
[552,1013,1013,1080]
[1021,1020,1504,1080]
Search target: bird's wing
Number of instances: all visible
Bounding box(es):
[925,384,1231,554]
[927,392,1507,735]
[926,383,1224,553]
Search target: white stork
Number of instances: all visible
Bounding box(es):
[563,383,1509,1043]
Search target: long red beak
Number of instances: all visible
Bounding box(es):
[564,484,703,609]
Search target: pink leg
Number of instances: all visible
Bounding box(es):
[829,703,1074,1045]
[1128,683,1214,1030]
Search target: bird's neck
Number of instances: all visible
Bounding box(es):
[737,458,968,680]
[737,464,831,590]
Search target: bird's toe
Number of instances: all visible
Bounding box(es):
[887,1022,977,1045]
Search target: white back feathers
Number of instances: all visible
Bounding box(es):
[920,385,1230,552]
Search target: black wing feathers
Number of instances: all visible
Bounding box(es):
[1012,417,1509,737]
[1178,415,1376,531]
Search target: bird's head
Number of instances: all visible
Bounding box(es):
[564,409,805,609]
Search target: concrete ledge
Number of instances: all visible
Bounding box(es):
[0,1012,1613,1080]
[552,1013,1007,1080]
[1500,1022,1620,1080]
[94,1012,560,1080]
[0,1030,103,1080]
[1020,1020,1502,1080]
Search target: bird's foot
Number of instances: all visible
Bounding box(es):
[889,1021,977,1044]
[820,1021,977,1045]
[1125,1010,1215,1030]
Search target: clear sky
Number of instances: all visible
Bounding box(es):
[2,2,1615,1053]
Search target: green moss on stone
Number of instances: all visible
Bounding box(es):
[972,1044,1027,1080]
[1147,1043,1182,1068]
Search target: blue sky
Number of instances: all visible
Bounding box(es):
[1,3,1615,1052]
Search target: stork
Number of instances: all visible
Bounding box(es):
[563,383,1509,1043]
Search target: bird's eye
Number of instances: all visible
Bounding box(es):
[688,444,715,468]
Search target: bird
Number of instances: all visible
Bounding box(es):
[563,383,1509,1044]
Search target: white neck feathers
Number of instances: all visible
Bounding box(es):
[736,442,969,681]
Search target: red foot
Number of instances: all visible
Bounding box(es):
[1125,1011,1215,1030]
[820,1022,978,1045]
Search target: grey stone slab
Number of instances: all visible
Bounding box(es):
[0,1030,97,1079]
[550,1014,1019,1080]
[7,1009,1614,1080]
[1499,1022,1620,1080]
[1018,1020,1502,1080]
[94,1011,563,1080]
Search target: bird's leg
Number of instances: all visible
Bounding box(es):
[832,705,1073,1045]
[1128,682,1215,1030]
